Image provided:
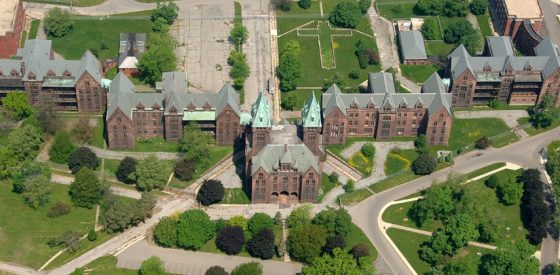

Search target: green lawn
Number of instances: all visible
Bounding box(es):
[317,173,339,203]
[282,90,323,110]
[76,255,136,275]
[338,188,374,205]
[20,30,27,47]
[518,117,560,136]
[325,137,375,159]
[24,0,107,7]
[400,64,440,84]
[348,151,373,176]
[29,19,41,39]
[277,0,381,88]
[221,188,250,204]
[345,223,378,260]
[449,118,513,151]
[46,231,114,269]
[0,182,96,268]
[425,40,456,58]
[464,162,506,179]
[117,137,179,152]
[476,13,493,37]
[383,200,443,231]
[384,149,416,175]
[387,228,493,275]
[50,13,153,60]
[376,1,417,20]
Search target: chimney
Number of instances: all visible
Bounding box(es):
[284,144,287,152]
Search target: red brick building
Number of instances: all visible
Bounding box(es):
[0,40,105,112]
[447,37,560,107]
[322,72,453,145]
[0,0,24,58]
[489,0,542,40]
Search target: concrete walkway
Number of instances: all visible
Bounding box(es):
[117,240,302,275]
[454,110,530,139]
[85,145,182,160]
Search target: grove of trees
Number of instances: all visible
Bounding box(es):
[138,32,177,85]
[44,7,74,37]
[520,169,551,244]
[329,1,362,29]
[443,20,481,55]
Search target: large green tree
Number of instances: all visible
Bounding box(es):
[302,248,374,275]
[247,228,275,259]
[443,0,468,17]
[68,147,99,174]
[230,25,249,46]
[3,92,33,120]
[482,240,539,275]
[329,1,361,28]
[138,32,177,85]
[248,213,274,236]
[529,94,559,128]
[411,153,437,175]
[12,160,51,193]
[22,175,52,209]
[139,256,167,275]
[69,167,104,208]
[8,124,43,162]
[420,17,439,40]
[288,224,327,263]
[176,209,215,250]
[312,208,352,237]
[414,0,444,15]
[49,131,76,164]
[286,204,312,228]
[469,0,488,15]
[44,7,73,37]
[277,41,302,91]
[180,122,211,163]
[358,0,372,14]
[410,183,456,226]
[116,157,137,184]
[129,155,169,191]
[151,2,179,25]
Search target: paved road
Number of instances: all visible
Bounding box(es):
[348,127,560,275]
[24,0,156,16]
[539,0,560,47]
[117,240,302,275]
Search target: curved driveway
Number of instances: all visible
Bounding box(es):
[348,127,560,275]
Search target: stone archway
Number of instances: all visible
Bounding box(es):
[289,192,299,203]
[279,191,289,204]
[270,192,279,203]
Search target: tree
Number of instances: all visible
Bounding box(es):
[228,216,248,231]
[497,178,523,205]
[481,240,539,275]
[278,46,302,91]
[469,0,488,15]
[444,0,468,17]
[12,160,51,193]
[529,94,559,129]
[248,213,274,236]
[520,169,551,244]
[359,0,372,14]
[247,228,275,259]
[272,0,291,11]
[69,167,103,208]
[329,172,339,183]
[35,96,60,135]
[409,183,455,226]
[68,147,99,174]
[414,134,429,153]
[138,32,177,85]
[87,229,97,241]
[173,159,194,181]
[205,266,228,275]
[462,33,481,55]
[197,179,225,206]
[71,116,94,144]
[140,256,166,275]
[323,235,346,255]
[48,231,81,252]
[22,175,52,209]
[153,217,178,247]
[420,214,478,263]
[288,224,327,263]
[180,122,211,162]
[361,144,375,158]
[176,209,215,250]
[351,243,370,259]
[287,204,312,228]
[312,208,352,237]
[8,124,43,162]
[344,179,355,193]
[329,1,361,28]
[49,131,76,164]
[298,0,311,9]
[44,7,73,37]
[116,157,137,184]
[485,174,500,188]
[103,193,156,233]
[355,39,378,68]
[231,262,262,275]
[475,136,491,149]
[302,248,373,274]
[3,92,33,120]
[151,2,179,25]
[444,20,476,43]
[230,25,249,47]
[478,220,498,243]
[216,226,245,255]
[130,155,169,191]
[228,50,250,89]
[48,202,71,218]
[281,92,297,110]
[414,0,444,15]
[323,71,347,89]
[421,17,439,40]
[274,211,283,225]
[412,153,437,175]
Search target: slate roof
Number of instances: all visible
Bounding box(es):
[251,144,319,175]
[449,38,560,80]
[118,33,146,69]
[0,39,101,84]
[322,72,451,117]
[106,71,241,121]
[399,30,427,60]
[486,36,514,56]
[368,72,396,94]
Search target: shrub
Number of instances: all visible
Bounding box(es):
[361,144,375,158]
[298,0,311,9]
[22,175,52,209]
[68,147,99,174]
[412,153,437,175]
[485,174,500,188]
[329,172,339,183]
[49,131,76,164]
[174,159,195,181]
[288,224,326,263]
[216,226,246,255]
[205,266,228,275]
[12,161,51,194]
[247,228,275,259]
[358,0,372,14]
[497,179,523,205]
[44,7,73,37]
[475,136,491,150]
[228,216,248,231]
[348,70,360,79]
[150,2,179,25]
[273,211,283,225]
[469,0,487,15]
[214,218,228,233]
[69,167,103,208]
[323,235,346,255]
[87,229,97,241]
[48,202,71,218]
[248,213,274,236]
[351,243,370,259]
[154,217,178,247]
[116,157,137,184]
[344,179,355,193]
[48,231,81,252]
[421,17,439,40]
[231,262,263,275]
[139,256,166,275]
[478,220,498,243]
[272,0,292,11]
[197,179,225,206]
[329,1,361,29]
[176,209,215,250]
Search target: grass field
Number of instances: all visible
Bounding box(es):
[50,13,153,60]
[282,90,323,110]
[221,188,250,204]
[384,149,416,175]
[476,13,493,37]
[348,151,373,176]
[277,0,381,88]
[77,255,136,274]
[29,19,41,39]
[448,118,513,151]
[24,0,107,7]
[338,188,374,205]
[425,40,456,58]
[376,1,417,20]
[317,173,339,203]
[400,64,440,84]
[345,223,378,260]
[518,117,560,136]
[325,137,375,159]
[117,137,180,152]
[46,231,114,269]
[0,182,96,268]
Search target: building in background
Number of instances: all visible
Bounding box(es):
[398,30,428,65]
[118,33,146,77]
[0,0,25,58]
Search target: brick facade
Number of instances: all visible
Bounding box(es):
[0,0,24,58]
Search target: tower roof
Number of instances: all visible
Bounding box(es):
[251,91,271,128]
[302,92,322,128]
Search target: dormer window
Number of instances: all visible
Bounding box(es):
[63,70,71,77]
[10,69,18,77]
[170,106,177,114]
[152,103,160,110]
[351,102,358,109]
[187,103,196,111]
[137,103,145,110]
[524,64,533,72]
[47,70,56,77]
[0,71,3,76]
[28,72,36,80]
[483,64,492,72]
[399,103,407,109]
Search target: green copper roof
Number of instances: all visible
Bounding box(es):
[183,111,215,121]
[240,112,252,125]
[302,92,322,128]
[250,91,271,128]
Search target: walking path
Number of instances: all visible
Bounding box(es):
[454,110,530,139]
[85,145,182,160]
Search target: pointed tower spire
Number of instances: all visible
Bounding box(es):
[302,92,322,128]
[251,91,271,128]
